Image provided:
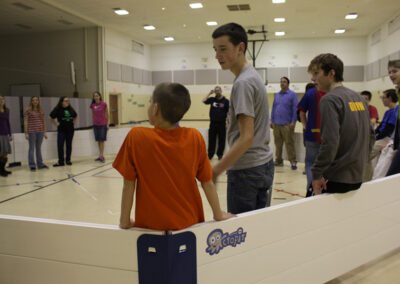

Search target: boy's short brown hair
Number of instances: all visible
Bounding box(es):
[388,59,400,69]
[152,83,191,124]
[308,53,344,82]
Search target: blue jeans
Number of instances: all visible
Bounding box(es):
[28,132,44,168]
[305,141,320,191]
[227,160,274,214]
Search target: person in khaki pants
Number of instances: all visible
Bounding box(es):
[270,77,298,170]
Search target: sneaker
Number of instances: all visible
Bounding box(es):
[99,157,105,163]
[274,161,283,167]
[38,164,49,169]
[95,157,102,162]
[53,163,64,167]
[291,164,297,170]
[30,167,36,171]
[66,161,72,166]
[218,156,223,160]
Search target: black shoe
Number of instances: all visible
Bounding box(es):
[0,171,8,177]
[4,169,11,174]
[53,163,64,167]
[30,167,36,171]
[218,156,223,160]
[38,164,49,169]
[66,161,72,166]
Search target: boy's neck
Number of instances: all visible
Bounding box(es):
[155,120,177,130]
[231,56,249,77]
[328,81,343,92]
[389,102,396,109]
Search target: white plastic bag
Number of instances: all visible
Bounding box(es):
[372,140,395,179]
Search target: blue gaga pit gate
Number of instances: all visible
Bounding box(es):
[137,231,197,284]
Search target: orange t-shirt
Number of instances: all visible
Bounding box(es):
[112,126,212,230]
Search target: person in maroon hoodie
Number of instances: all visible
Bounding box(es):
[0,95,12,177]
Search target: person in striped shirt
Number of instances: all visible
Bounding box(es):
[24,96,48,171]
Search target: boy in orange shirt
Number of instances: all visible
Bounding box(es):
[113,83,233,230]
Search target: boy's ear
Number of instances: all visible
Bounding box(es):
[238,42,246,54]
[153,102,160,116]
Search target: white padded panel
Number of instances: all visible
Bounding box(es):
[106,61,121,81]
[195,69,217,85]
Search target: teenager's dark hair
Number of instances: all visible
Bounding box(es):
[212,22,248,53]
[383,89,398,103]
[0,95,9,114]
[305,83,315,92]
[281,76,290,85]
[388,60,400,69]
[152,83,191,124]
[360,90,372,100]
[308,53,344,82]
[91,91,103,106]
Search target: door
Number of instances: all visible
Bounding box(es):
[109,94,119,125]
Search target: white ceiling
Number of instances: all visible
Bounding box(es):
[1,0,400,45]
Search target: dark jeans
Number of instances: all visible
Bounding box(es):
[386,149,400,177]
[227,160,275,214]
[208,121,226,159]
[57,127,74,164]
[325,181,361,194]
[305,141,320,197]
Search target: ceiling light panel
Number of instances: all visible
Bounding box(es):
[275,31,285,36]
[189,3,203,9]
[345,13,358,20]
[113,8,129,15]
[144,25,155,30]
[164,37,174,41]
[272,0,286,3]
[334,29,346,34]
[206,21,218,26]
[274,18,286,22]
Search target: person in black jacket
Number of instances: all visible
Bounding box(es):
[49,97,78,167]
[203,86,229,160]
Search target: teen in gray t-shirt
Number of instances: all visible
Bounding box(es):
[228,65,273,170]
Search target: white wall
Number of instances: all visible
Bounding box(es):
[104,28,154,95]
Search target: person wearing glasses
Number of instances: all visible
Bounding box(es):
[49,97,78,167]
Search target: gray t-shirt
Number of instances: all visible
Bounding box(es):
[227,65,273,170]
[311,86,375,183]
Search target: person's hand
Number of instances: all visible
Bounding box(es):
[106,124,109,131]
[119,219,135,229]
[312,177,327,195]
[9,136,12,142]
[270,122,274,129]
[25,133,29,140]
[209,89,215,95]
[214,211,236,221]
[289,123,295,129]
[44,133,48,139]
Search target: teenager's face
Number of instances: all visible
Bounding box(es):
[93,93,101,102]
[31,97,39,106]
[361,95,370,104]
[310,67,333,92]
[213,35,243,71]
[388,66,400,86]
[381,93,391,107]
[0,96,5,107]
[62,98,70,108]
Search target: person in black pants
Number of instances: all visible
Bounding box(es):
[203,86,229,160]
[49,97,78,167]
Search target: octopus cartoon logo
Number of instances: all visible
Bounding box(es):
[205,227,247,255]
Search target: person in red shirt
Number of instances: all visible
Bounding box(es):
[113,83,233,230]
[361,90,379,127]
